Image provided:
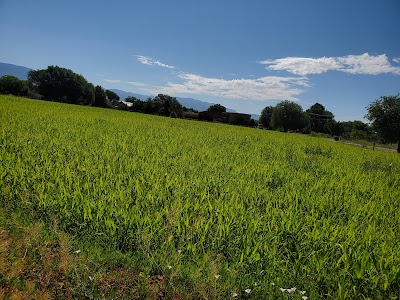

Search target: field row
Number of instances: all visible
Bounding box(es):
[1,95,399,298]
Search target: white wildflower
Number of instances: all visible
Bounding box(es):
[232,292,238,297]
[245,289,251,293]
[177,249,182,253]
[75,249,81,254]
[168,265,172,269]
[302,296,308,300]
[300,290,306,295]
[214,274,220,279]
[271,282,275,286]
[280,288,286,292]
[288,287,297,293]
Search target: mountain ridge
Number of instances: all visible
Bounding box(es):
[0,62,32,80]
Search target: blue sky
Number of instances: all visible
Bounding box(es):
[0,0,399,121]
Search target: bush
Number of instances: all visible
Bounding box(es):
[0,75,29,96]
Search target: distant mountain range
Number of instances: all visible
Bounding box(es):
[0,62,32,80]
[0,62,260,120]
[109,89,244,115]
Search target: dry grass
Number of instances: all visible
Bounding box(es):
[0,212,183,299]
[0,220,73,300]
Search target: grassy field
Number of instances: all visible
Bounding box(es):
[1,95,400,299]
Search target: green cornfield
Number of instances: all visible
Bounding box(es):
[1,95,399,299]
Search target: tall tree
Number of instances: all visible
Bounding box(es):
[143,98,156,114]
[366,95,400,153]
[259,106,273,128]
[306,103,334,133]
[28,66,94,105]
[271,100,309,132]
[93,85,108,107]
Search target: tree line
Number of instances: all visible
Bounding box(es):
[259,98,400,152]
[1,65,399,152]
[0,66,121,108]
[260,101,348,135]
[0,65,251,124]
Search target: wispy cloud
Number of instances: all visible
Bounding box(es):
[136,55,175,69]
[259,53,400,75]
[143,73,309,101]
[104,79,121,83]
[393,57,400,64]
[127,81,148,87]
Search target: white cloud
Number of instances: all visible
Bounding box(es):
[127,81,147,87]
[104,79,121,83]
[259,53,400,75]
[136,55,175,69]
[260,57,340,75]
[337,54,400,75]
[143,73,309,101]
[393,57,400,64]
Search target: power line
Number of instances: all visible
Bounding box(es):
[307,112,334,118]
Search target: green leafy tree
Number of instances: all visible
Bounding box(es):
[143,98,156,114]
[306,103,334,133]
[340,120,372,139]
[0,75,29,96]
[324,120,344,136]
[271,100,309,132]
[153,94,183,117]
[126,96,145,112]
[366,95,400,153]
[93,85,108,107]
[28,66,94,105]
[352,120,368,131]
[207,104,226,119]
[259,106,273,128]
[183,106,198,113]
[105,90,120,104]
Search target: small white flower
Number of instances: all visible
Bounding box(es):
[288,287,296,293]
[271,282,275,286]
[280,288,286,292]
[177,249,182,253]
[302,296,308,300]
[245,289,251,293]
[214,274,220,279]
[75,249,81,254]
[232,292,238,297]
[168,265,172,269]
[300,291,306,295]
[89,276,93,281]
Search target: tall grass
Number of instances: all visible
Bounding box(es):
[1,95,399,299]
